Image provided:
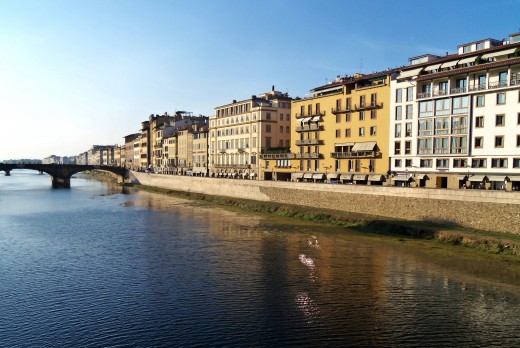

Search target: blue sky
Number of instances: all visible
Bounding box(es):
[1,0,519,160]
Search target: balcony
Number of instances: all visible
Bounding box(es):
[260,153,295,160]
[450,87,467,94]
[293,152,321,159]
[331,151,378,159]
[331,106,352,115]
[488,80,508,89]
[432,90,449,97]
[469,83,486,92]
[295,111,325,119]
[295,139,323,146]
[416,92,431,99]
[354,102,383,111]
[296,124,323,132]
[213,164,251,169]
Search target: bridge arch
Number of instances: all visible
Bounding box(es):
[0,164,129,188]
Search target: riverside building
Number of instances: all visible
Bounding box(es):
[390,32,520,190]
[264,71,393,184]
[209,87,292,179]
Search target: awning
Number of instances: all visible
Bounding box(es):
[440,60,459,68]
[416,174,429,180]
[457,175,468,180]
[468,175,486,182]
[457,56,478,65]
[393,174,412,181]
[368,174,385,182]
[398,67,424,79]
[303,173,313,179]
[481,47,517,59]
[340,174,353,181]
[299,117,311,123]
[507,176,520,181]
[292,172,304,179]
[335,142,355,147]
[353,174,368,181]
[312,174,326,180]
[327,173,340,180]
[424,63,441,71]
[487,175,506,182]
[351,141,377,152]
[310,116,321,122]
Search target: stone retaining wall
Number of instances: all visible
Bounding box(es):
[130,171,520,234]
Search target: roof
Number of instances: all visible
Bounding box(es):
[310,68,398,93]
[417,57,520,81]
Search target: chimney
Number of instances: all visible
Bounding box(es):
[272,85,275,91]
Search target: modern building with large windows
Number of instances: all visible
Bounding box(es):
[390,32,520,190]
[266,71,394,184]
[209,87,292,179]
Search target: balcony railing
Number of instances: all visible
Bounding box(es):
[293,152,320,159]
[450,87,467,94]
[331,151,377,159]
[295,139,323,146]
[331,106,352,114]
[213,164,251,169]
[511,77,520,86]
[433,90,449,97]
[416,92,431,99]
[418,149,433,155]
[295,111,325,118]
[354,102,383,111]
[296,124,323,132]
[451,127,468,134]
[488,81,508,89]
[260,153,295,160]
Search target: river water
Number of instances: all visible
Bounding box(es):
[1,170,519,347]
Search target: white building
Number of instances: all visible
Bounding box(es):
[390,32,520,191]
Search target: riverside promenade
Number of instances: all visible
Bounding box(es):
[129,171,520,235]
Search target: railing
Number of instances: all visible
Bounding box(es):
[260,153,295,160]
[433,90,449,97]
[418,130,434,136]
[213,164,251,169]
[295,111,325,118]
[511,77,520,86]
[295,139,322,146]
[293,153,320,159]
[488,81,508,89]
[331,106,352,114]
[435,129,450,135]
[433,149,450,154]
[354,102,383,111]
[331,151,377,159]
[469,83,486,92]
[451,127,468,134]
[450,87,467,94]
[416,92,431,99]
[418,149,433,155]
[296,124,322,132]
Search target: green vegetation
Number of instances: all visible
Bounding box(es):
[132,184,520,258]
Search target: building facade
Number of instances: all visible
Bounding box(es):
[209,87,292,179]
[390,32,520,190]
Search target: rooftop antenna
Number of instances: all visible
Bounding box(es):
[359,58,365,74]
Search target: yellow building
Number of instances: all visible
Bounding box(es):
[271,71,393,184]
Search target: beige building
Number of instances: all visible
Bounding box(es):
[209,87,292,179]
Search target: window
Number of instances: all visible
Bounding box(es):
[359,95,366,107]
[472,158,486,168]
[439,81,448,93]
[496,114,505,126]
[370,110,377,120]
[346,98,352,110]
[406,105,413,119]
[405,123,412,137]
[499,71,507,85]
[495,136,504,148]
[475,116,484,128]
[266,112,271,120]
[451,136,467,153]
[476,95,485,107]
[370,93,377,106]
[517,134,520,147]
[395,124,402,137]
[405,159,413,167]
[436,159,449,168]
[345,128,351,137]
[394,159,402,167]
[518,113,520,125]
[491,158,508,168]
[513,158,520,168]
[345,113,351,122]
[336,114,341,123]
[405,141,411,155]
[420,159,432,168]
[370,126,377,136]
[265,137,271,148]
[406,87,413,101]
[453,159,467,168]
[395,106,402,120]
[359,111,365,121]
[335,129,341,138]
[419,101,433,117]
[394,141,401,155]
[497,93,506,105]
[359,127,365,136]
[435,98,450,116]
[266,124,271,133]
[435,118,449,135]
[434,137,449,154]
[451,116,467,134]
[453,96,469,114]
[417,138,432,154]
[463,45,471,53]
[396,89,403,103]
[474,137,483,148]
[418,119,433,136]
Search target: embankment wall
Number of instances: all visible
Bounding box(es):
[130,171,520,234]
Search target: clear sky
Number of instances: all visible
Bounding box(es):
[1,0,519,161]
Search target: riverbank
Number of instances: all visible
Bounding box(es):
[132,183,520,258]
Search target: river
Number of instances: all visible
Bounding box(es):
[1,170,519,347]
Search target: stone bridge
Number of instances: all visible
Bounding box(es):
[0,163,129,188]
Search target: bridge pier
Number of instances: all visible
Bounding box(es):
[4,170,10,176]
[51,176,71,188]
